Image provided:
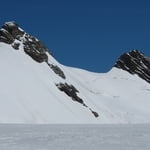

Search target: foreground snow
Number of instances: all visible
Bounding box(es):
[0,42,150,123]
[0,124,149,150]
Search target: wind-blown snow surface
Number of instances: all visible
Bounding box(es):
[0,124,150,150]
[0,42,150,124]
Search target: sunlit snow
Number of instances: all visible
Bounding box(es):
[0,42,150,123]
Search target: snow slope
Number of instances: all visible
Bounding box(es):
[0,42,150,124]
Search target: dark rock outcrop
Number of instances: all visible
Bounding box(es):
[115,50,150,83]
[56,83,84,104]
[23,34,49,63]
[0,22,65,80]
[56,82,99,118]
[90,109,99,118]
[0,21,53,63]
[0,22,24,44]
[12,42,20,50]
[2,22,24,40]
[47,63,66,79]
[0,28,14,44]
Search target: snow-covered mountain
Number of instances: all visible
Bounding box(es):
[0,21,150,124]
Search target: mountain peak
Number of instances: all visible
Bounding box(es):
[0,21,53,63]
[0,21,99,119]
[0,21,24,44]
[115,50,150,83]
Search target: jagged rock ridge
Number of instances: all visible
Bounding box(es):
[0,21,52,62]
[115,50,150,83]
[0,21,66,79]
[56,82,99,117]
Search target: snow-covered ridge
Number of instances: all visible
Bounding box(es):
[0,21,150,124]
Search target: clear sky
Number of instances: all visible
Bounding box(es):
[0,0,150,72]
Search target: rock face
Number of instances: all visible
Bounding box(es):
[56,82,99,118]
[115,50,150,83]
[0,21,66,79]
[23,34,49,63]
[48,63,66,79]
[0,21,52,63]
[56,83,84,105]
[0,22,24,44]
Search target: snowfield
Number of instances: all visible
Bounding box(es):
[0,124,150,150]
[0,42,150,123]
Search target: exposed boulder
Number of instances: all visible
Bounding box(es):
[12,42,20,50]
[2,22,24,39]
[90,109,99,118]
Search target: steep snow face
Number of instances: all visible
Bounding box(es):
[0,21,150,124]
[0,42,150,124]
[0,43,96,123]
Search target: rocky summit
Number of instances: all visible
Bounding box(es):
[115,50,150,83]
[0,22,66,79]
[0,21,52,63]
[0,21,99,119]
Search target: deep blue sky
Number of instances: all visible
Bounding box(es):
[1,0,150,72]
